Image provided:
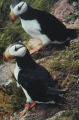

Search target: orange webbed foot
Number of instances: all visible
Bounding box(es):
[19,102,36,118]
[30,102,36,108]
[19,104,30,117]
[30,49,38,54]
[30,45,44,54]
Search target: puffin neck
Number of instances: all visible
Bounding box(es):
[16,52,36,70]
[20,5,35,20]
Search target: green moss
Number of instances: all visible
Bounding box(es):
[56,110,79,120]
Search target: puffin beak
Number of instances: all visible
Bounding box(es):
[10,11,19,23]
[3,48,14,62]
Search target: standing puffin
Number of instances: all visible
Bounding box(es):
[9,0,77,54]
[3,42,67,117]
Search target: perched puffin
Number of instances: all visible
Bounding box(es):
[9,0,78,54]
[3,42,67,117]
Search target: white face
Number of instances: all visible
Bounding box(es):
[10,2,28,15]
[7,43,27,57]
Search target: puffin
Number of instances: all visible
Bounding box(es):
[9,0,78,54]
[3,42,67,117]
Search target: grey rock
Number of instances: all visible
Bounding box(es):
[46,111,65,120]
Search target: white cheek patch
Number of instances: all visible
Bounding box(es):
[9,45,27,57]
[15,47,27,57]
[13,2,28,15]
[9,46,15,56]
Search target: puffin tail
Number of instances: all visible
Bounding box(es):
[47,88,68,96]
[67,28,78,40]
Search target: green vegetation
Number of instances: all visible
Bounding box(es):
[73,2,78,7]
[64,1,79,24]
[10,81,26,111]
[27,0,58,11]
[43,42,79,74]
[64,10,79,24]
[56,110,79,120]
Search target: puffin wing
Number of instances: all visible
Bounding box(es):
[17,65,55,101]
[47,87,67,96]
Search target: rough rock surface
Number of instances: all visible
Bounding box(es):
[46,111,65,120]
[53,0,75,22]
[27,38,42,50]
[0,63,15,86]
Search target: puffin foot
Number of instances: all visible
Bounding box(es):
[19,102,36,117]
[30,45,44,54]
[30,101,36,108]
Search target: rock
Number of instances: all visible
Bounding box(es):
[27,38,42,50]
[53,0,75,22]
[10,112,30,120]
[74,19,79,25]
[0,63,15,86]
[46,111,65,120]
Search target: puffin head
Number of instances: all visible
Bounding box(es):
[10,0,28,23]
[3,41,27,61]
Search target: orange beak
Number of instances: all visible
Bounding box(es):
[3,48,14,62]
[10,11,19,23]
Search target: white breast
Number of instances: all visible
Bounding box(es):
[21,19,41,34]
[14,63,20,80]
[21,19,51,45]
[14,63,33,103]
[21,86,33,103]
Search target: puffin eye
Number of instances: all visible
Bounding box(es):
[15,45,23,51]
[18,6,21,10]
[15,46,19,51]
[18,3,24,11]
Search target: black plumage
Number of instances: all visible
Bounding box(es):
[20,6,76,42]
[3,42,67,117]
[16,47,66,102]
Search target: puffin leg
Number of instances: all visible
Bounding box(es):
[19,102,36,117]
[30,45,44,54]
[19,104,30,117]
[30,101,36,108]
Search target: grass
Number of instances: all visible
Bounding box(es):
[27,0,58,11]
[41,41,79,88]
[0,20,30,63]
[43,42,79,74]
[10,81,26,111]
[56,110,79,120]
